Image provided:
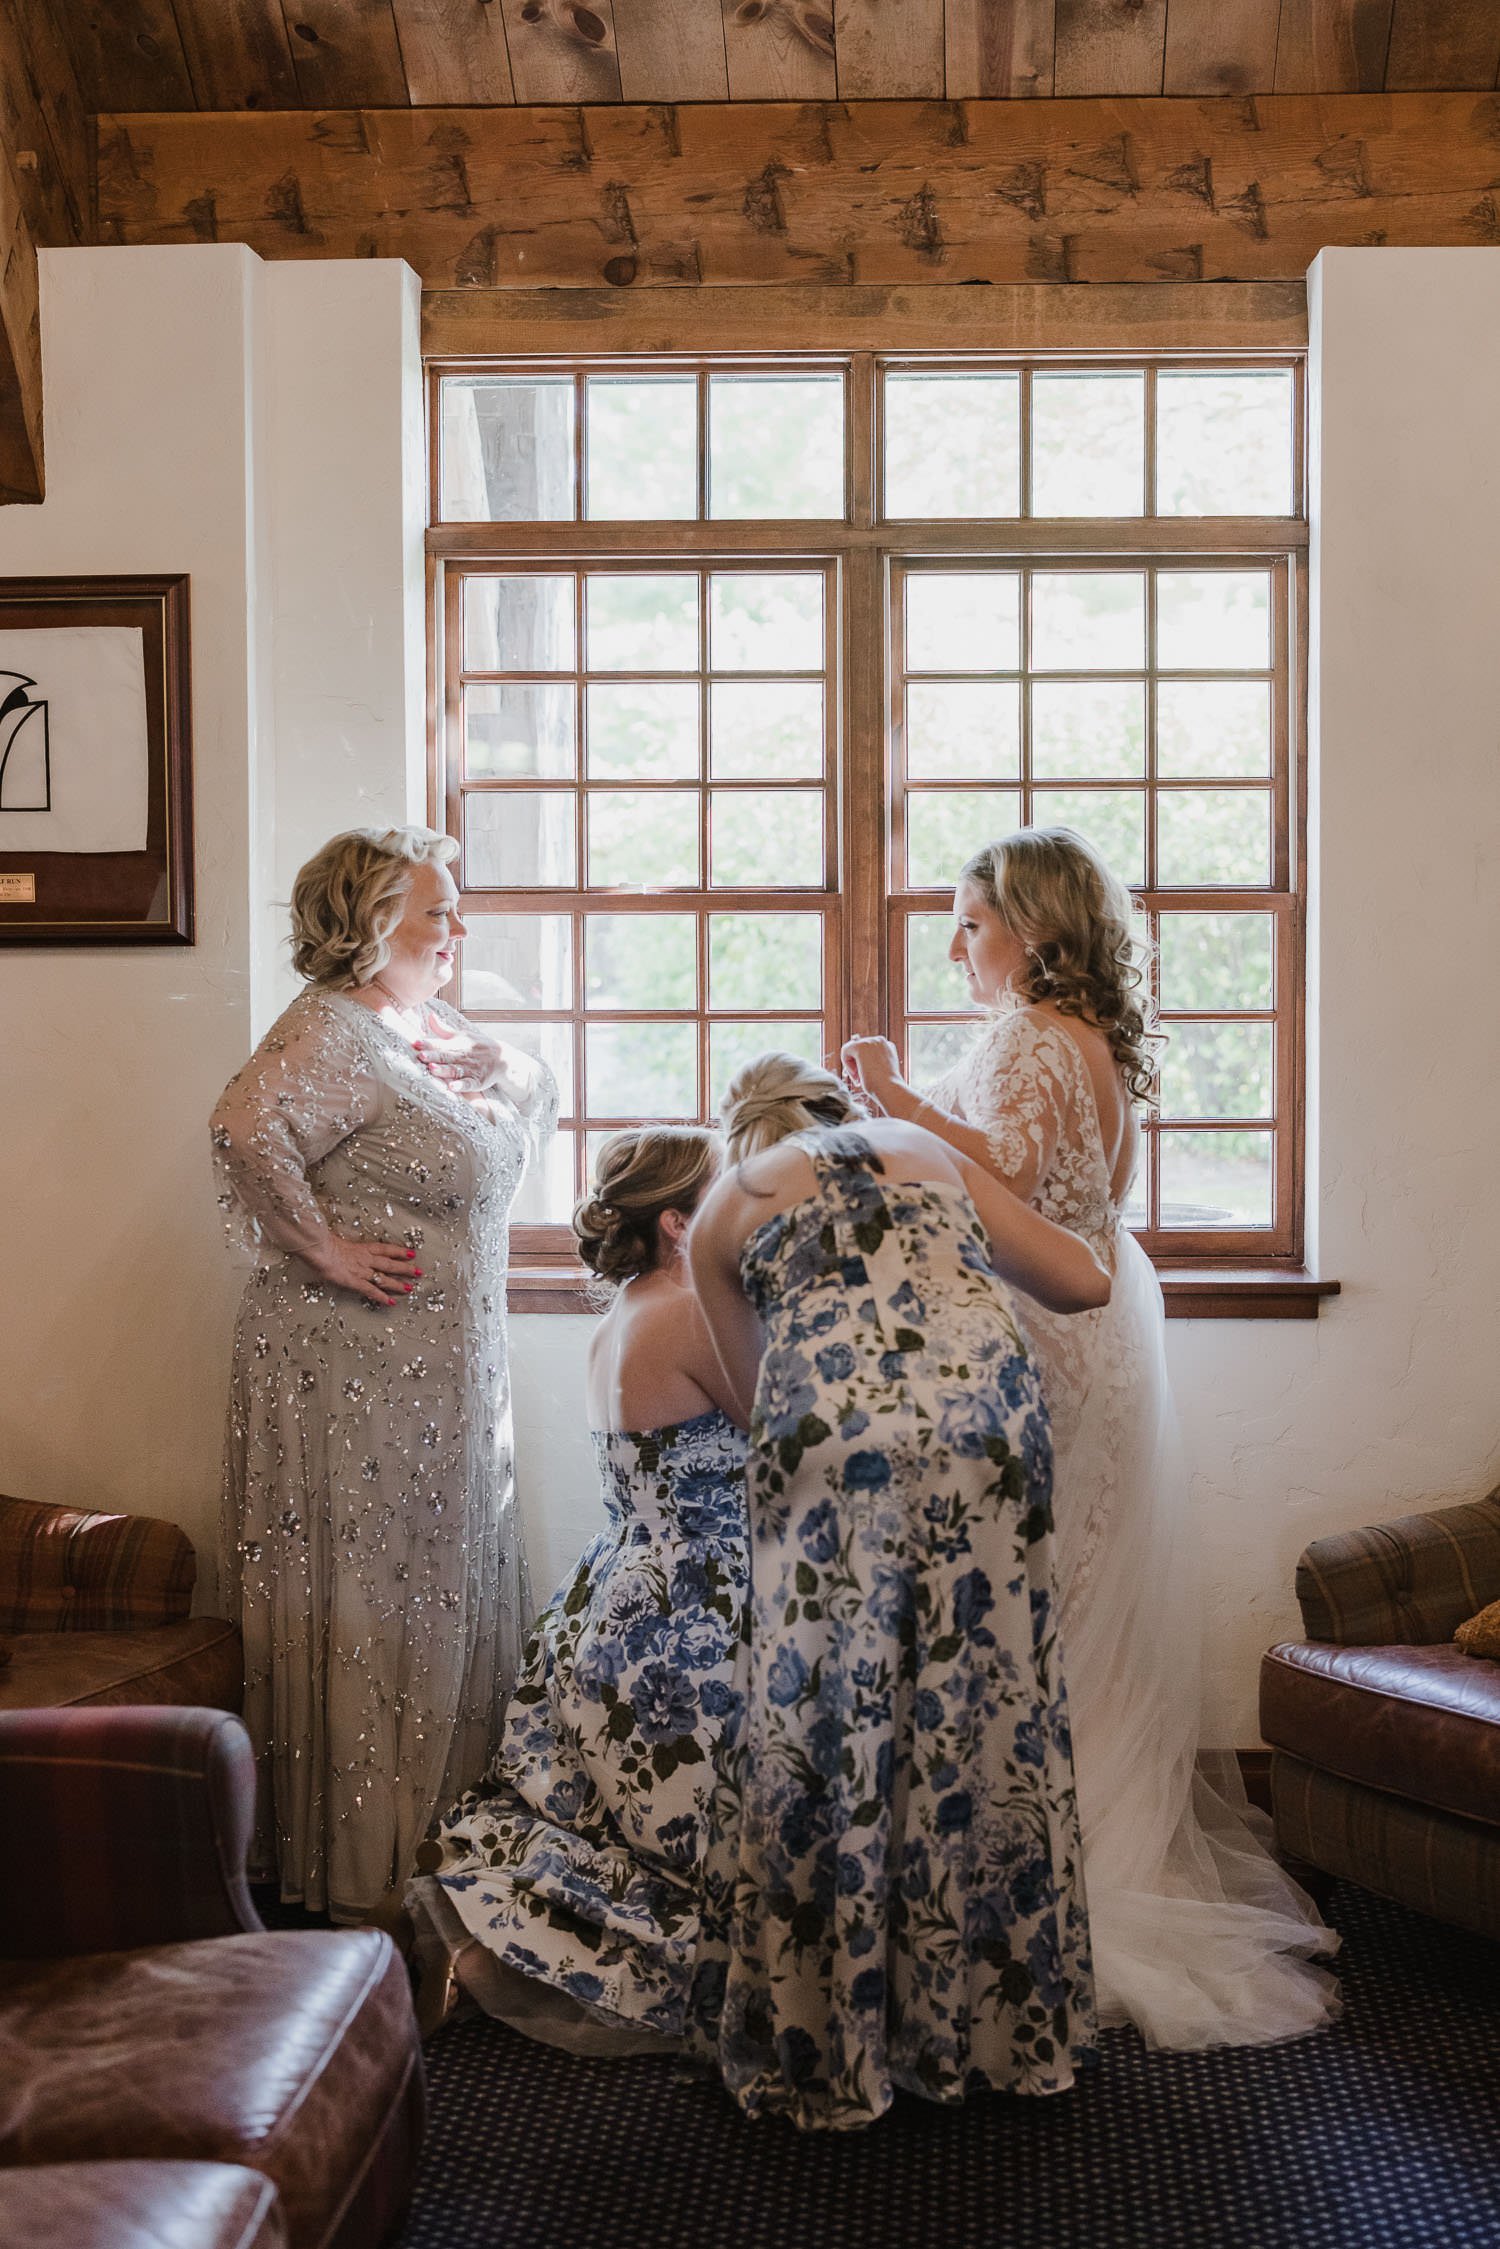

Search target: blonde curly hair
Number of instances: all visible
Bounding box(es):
[962,827,1162,1104]
[574,1126,720,1291]
[289,826,458,990]
[719,1051,859,1165]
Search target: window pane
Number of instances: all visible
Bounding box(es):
[1160,1023,1273,1121]
[586,682,699,779]
[1031,681,1145,779]
[905,682,1021,780]
[709,375,844,519]
[587,1022,698,1118]
[906,574,1021,673]
[711,791,823,887]
[1157,790,1271,885]
[585,377,696,521]
[491,1019,576,1117]
[586,574,699,671]
[464,683,575,780]
[461,915,572,1011]
[1032,572,1146,671]
[907,913,968,1010]
[710,681,823,779]
[464,574,574,672]
[1160,1130,1273,1229]
[908,1019,978,1083]
[907,790,1021,888]
[1158,913,1274,1012]
[585,913,697,1011]
[884,373,1020,518]
[1030,788,1146,888]
[465,792,575,887]
[441,376,573,523]
[710,574,823,672]
[709,913,822,1010]
[1158,681,1271,778]
[587,790,700,888]
[1157,371,1294,517]
[1157,571,1270,670]
[511,1129,577,1223]
[710,1019,824,1103]
[1031,373,1145,517]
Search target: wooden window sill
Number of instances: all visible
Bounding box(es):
[509,1269,1340,1320]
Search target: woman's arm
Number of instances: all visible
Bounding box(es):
[843,1023,1053,1202]
[686,1186,765,1429]
[952,1150,1110,1314]
[210,1001,414,1308]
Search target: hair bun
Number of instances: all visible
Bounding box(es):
[720,1050,856,1164]
[572,1126,720,1292]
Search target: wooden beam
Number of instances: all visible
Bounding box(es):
[95,93,1500,288]
[0,136,43,501]
[422,277,1308,353]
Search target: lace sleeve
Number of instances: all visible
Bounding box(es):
[210,995,377,1261]
[952,1010,1079,1205]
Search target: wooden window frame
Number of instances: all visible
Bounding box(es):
[427,334,1335,1320]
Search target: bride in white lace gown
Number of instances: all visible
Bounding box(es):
[843,827,1337,2051]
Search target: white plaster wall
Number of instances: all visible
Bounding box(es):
[0,247,425,1597]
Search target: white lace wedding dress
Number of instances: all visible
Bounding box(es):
[924,1004,1338,2049]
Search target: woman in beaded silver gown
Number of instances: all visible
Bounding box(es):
[212,827,556,1923]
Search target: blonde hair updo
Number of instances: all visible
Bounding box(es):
[961,826,1162,1104]
[720,1050,859,1166]
[290,826,459,990]
[573,1125,721,1290]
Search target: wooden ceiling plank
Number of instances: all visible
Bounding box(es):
[391,0,517,101]
[0,1,91,241]
[945,0,1056,97]
[832,0,944,99]
[63,0,197,112]
[174,0,300,106]
[499,0,624,100]
[1054,0,1167,94]
[1164,0,1279,93]
[1273,0,1395,92]
[282,0,413,105]
[614,0,729,98]
[1384,0,1500,87]
[721,0,837,96]
[95,93,1500,288]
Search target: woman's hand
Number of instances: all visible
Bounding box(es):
[412,1020,509,1105]
[840,1035,906,1113]
[309,1235,420,1308]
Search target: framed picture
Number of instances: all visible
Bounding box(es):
[0,573,193,945]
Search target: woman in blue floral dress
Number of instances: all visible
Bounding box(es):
[686,1054,1110,2130]
[408,1127,749,2052]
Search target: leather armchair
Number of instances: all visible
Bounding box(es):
[1260,1488,1500,1939]
[0,1706,424,2249]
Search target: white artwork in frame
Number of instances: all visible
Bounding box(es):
[0,625,151,853]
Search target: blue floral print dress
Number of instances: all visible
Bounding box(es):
[688,1129,1096,2130]
[422,1410,749,2039]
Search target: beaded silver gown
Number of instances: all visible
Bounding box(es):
[212,985,556,1921]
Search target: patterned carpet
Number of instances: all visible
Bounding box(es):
[398,1883,1500,2249]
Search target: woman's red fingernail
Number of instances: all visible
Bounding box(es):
[412,1268,424,1277]
[403,1283,414,1293]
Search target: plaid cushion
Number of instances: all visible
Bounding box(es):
[1294,1489,1500,1647]
[1271,1749,1500,1942]
[0,1495,196,1634]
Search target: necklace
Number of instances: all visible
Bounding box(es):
[369,974,424,1031]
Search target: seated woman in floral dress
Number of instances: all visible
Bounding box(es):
[408,1125,748,2053]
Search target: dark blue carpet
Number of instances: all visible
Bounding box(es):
[400,1883,1500,2249]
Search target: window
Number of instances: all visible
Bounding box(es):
[430,350,1305,1286]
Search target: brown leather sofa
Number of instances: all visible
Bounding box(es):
[1260,1488,1500,1939]
[0,1494,241,1714]
[0,1705,424,2249]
